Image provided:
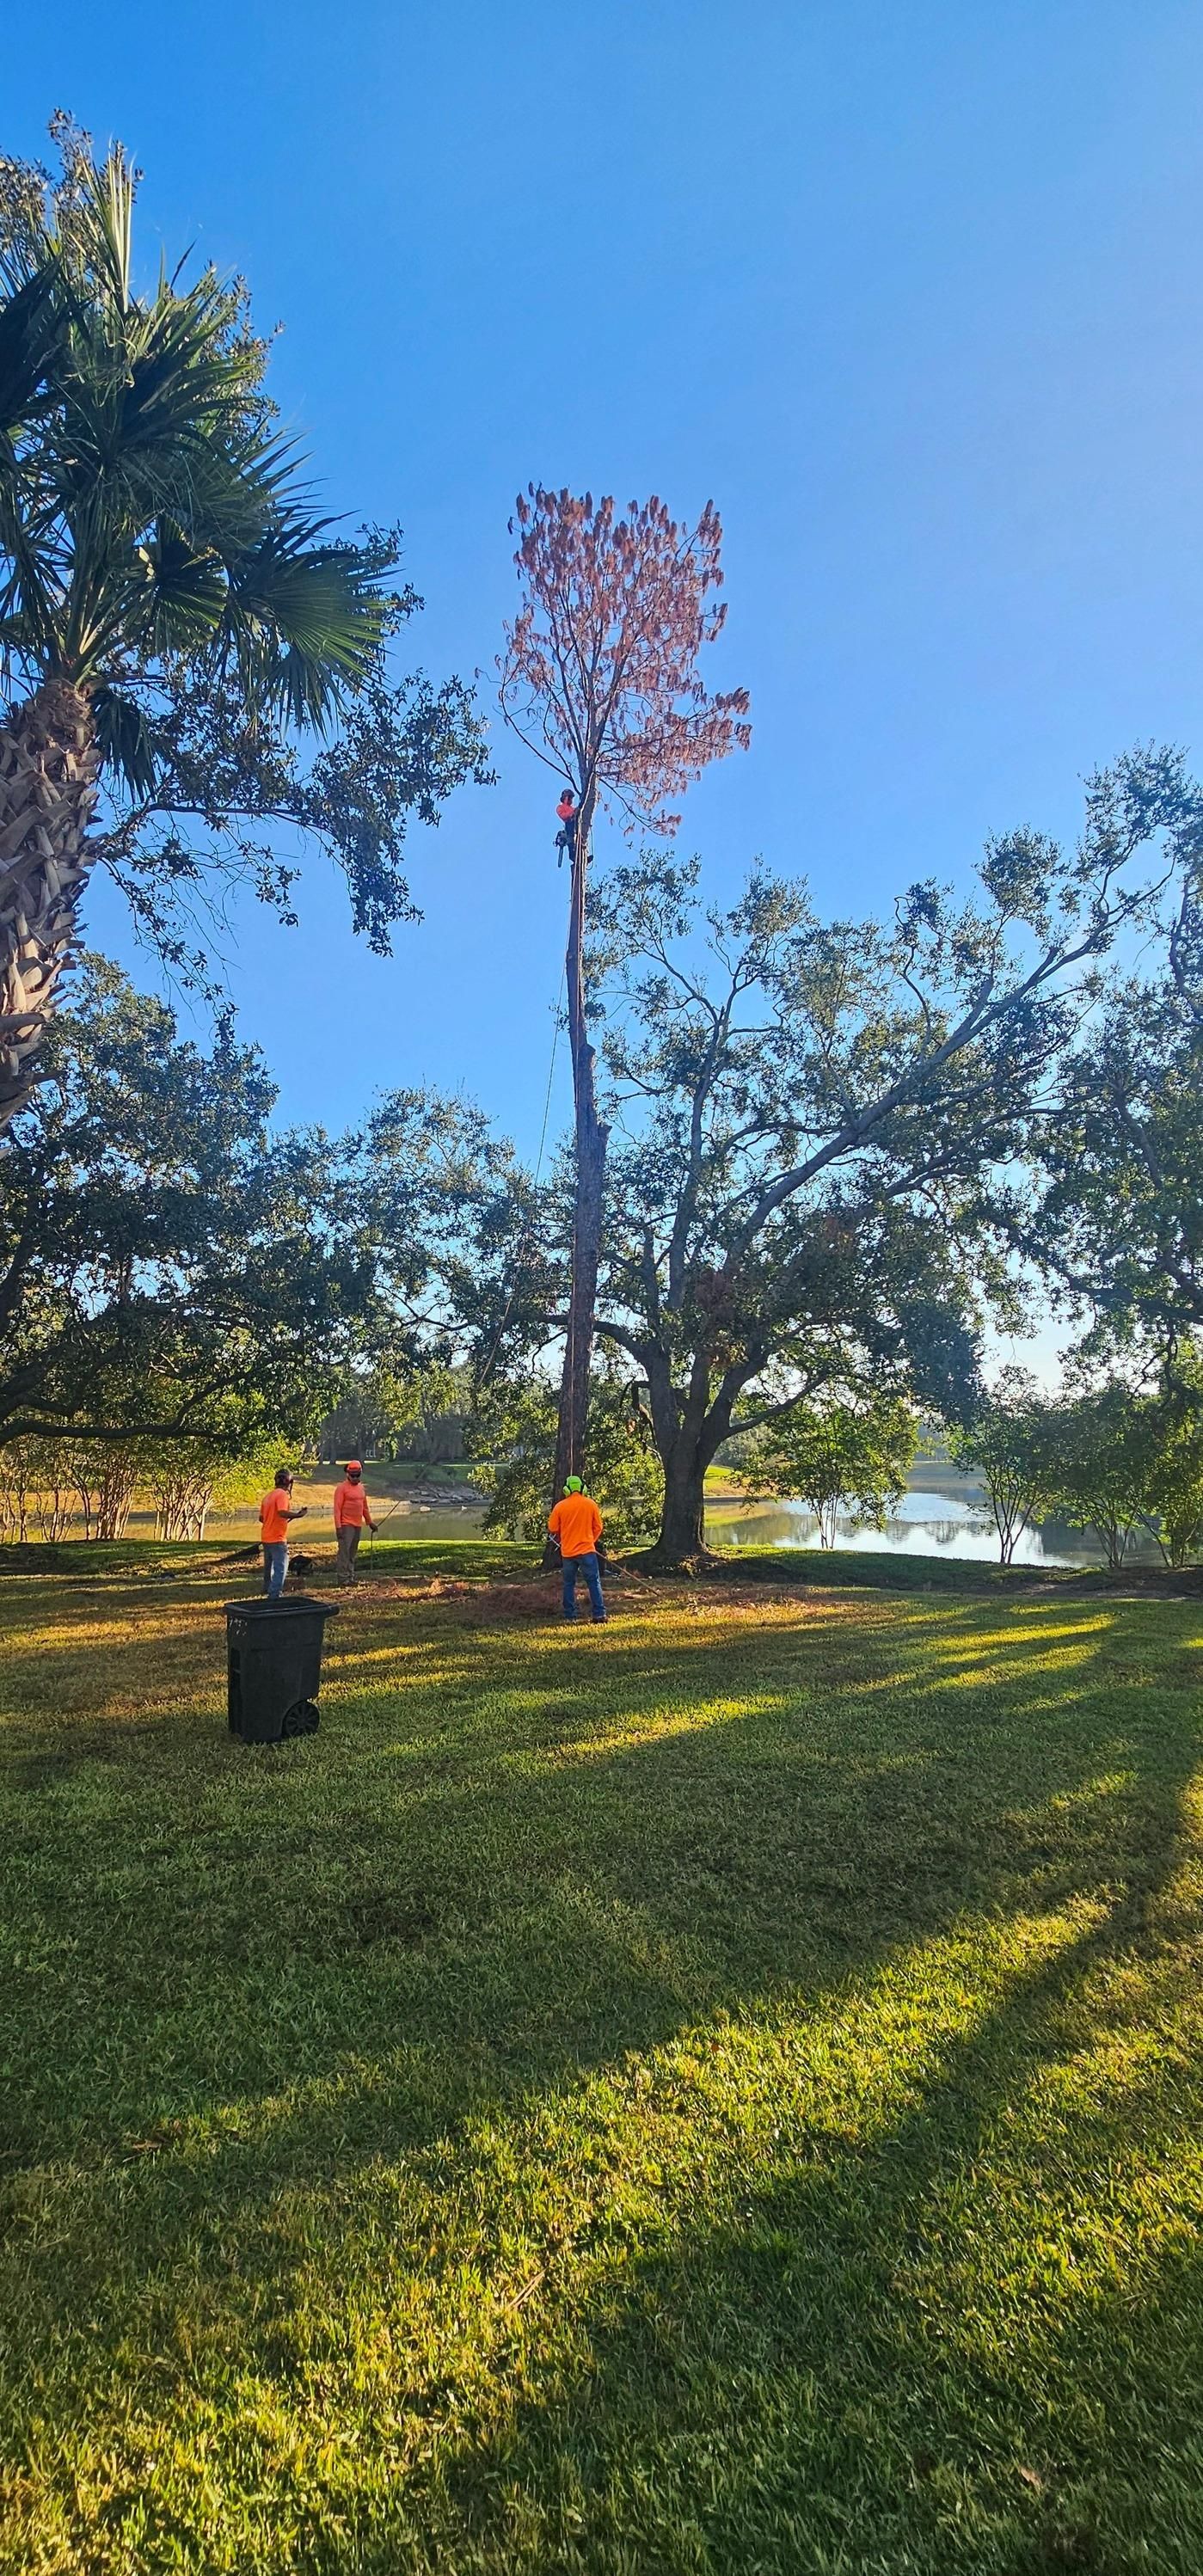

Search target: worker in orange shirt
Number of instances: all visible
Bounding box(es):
[547,1475,606,1622]
[555,789,578,868]
[333,1459,377,1585]
[259,1467,307,1601]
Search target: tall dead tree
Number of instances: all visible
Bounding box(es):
[500,487,749,1498]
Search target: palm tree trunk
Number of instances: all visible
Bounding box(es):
[0,678,99,1135]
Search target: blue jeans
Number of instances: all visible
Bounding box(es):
[263,1541,288,1601]
[562,1552,605,1621]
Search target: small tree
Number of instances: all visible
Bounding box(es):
[146,1443,277,1539]
[500,487,750,1495]
[0,1441,33,1539]
[28,1439,73,1539]
[753,1391,916,1548]
[66,1439,140,1541]
[1046,1383,1157,1573]
[1143,1406,1203,1566]
[950,1371,1056,1565]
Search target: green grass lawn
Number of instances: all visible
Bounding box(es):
[2,1541,1202,2573]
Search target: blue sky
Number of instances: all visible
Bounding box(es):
[9,0,1203,1168]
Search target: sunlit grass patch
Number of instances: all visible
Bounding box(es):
[1,1548,1202,2571]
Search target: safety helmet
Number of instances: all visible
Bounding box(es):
[564,1475,584,1493]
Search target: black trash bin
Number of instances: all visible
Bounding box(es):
[224,1595,341,1745]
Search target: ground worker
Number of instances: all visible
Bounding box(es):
[555,790,578,867]
[333,1459,377,1584]
[547,1475,606,1622]
[259,1469,307,1602]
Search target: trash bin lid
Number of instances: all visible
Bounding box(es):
[223,1595,341,1620]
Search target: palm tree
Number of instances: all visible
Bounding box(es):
[0,136,384,1132]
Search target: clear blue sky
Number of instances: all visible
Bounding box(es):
[9,1,1203,1158]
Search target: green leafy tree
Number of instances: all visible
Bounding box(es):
[471,1357,663,1548]
[1018,765,1203,1352]
[0,123,485,1125]
[0,954,375,1448]
[752,1389,916,1548]
[949,1369,1057,1564]
[1142,1400,1203,1566]
[511,751,1192,1567]
[1045,1381,1159,1573]
[143,1438,279,1541]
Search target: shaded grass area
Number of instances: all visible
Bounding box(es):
[694,1544,1203,1598]
[2,1544,1202,2572]
[7,1530,1199,1601]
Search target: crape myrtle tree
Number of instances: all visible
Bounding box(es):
[1046,1378,1160,1573]
[751,1384,917,1548]
[499,486,749,1497]
[949,1368,1057,1565]
[527,748,1198,1566]
[0,121,488,1123]
[1140,1352,1203,1565]
[0,954,388,1450]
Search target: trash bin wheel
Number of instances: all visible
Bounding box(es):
[281,1699,320,1738]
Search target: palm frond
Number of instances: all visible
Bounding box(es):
[0,135,392,725]
[0,261,64,437]
[133,519,226,653]
[91,683,159,798]
[224,525,385,727]
[73,146,135,314]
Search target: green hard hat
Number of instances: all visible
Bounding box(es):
[564,1475,584,1493]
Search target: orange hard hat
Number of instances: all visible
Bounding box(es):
[345,1459,362,1474]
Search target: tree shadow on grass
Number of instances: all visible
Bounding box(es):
[377,1855,1203,2576]
[1,1590,1200,2569]
[2,1596,1192,2158]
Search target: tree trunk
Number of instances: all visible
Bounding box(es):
[552,1076,607,1493]
[0,678,100,1136]
[640,1437,715,1569]
[550,787,610,1498]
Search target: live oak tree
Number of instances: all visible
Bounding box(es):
[0,955,376,1450]
[536,750,1197,1565]
[1025,845,1203,1352]
[89,586,491,1006]
[0,125,486,1123]
[499,485,749,1497]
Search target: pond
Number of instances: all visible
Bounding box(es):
[704,1482,1164,1569]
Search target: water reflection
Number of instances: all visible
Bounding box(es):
[705,1486,1162,1569]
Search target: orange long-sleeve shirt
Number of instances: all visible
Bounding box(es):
[260,1488,292,1544]
[333,1477,373,1530]
[547,1493,603,1557]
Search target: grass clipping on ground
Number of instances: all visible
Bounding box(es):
[2,1541,1202,2574]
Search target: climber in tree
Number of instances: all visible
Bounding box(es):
[555,789,579,867]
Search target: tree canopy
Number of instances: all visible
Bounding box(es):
[469,747,1203,1562]
[0,955,373,1448]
